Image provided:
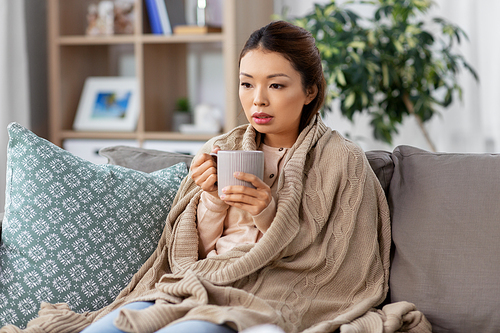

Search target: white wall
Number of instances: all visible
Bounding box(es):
[0,0,31,208]
[275,0,499,153]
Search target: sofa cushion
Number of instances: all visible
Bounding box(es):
[365,150,393,195]
[0,123,188,328]
[100,146,194,173]
[100,146,395,192]
[389,145,500,333]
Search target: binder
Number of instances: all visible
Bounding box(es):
[155,0,172,34]
[144,0,163,34]
[165,0,187,31]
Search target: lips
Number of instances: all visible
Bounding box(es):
[252,112,273,125]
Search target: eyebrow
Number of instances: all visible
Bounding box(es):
[239,72,291,79]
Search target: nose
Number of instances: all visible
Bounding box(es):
[253,86,269,106]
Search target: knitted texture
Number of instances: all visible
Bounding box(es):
[1,116,395,333]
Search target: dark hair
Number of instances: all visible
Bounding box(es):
[239,21,326,131]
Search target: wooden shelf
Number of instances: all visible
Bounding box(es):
[141,33,224,44]
[58,35,137,45]
[60,130,215,142]
[60,130,139,140]
[57,33,224,45]
[47,0,273,148]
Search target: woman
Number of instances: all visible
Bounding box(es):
[1,21,428,333]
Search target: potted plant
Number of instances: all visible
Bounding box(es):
[292,0,478,150]
[172,97,192,132]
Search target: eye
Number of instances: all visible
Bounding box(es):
[240,82,252,88]
[270,83,283,89]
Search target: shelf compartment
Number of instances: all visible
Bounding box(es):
[142,43,188,132]
[59,44,136,131]
[57,0,139,37]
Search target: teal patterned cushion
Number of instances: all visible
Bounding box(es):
[0,123,188,328]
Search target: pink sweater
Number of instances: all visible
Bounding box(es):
[197,144,288,258]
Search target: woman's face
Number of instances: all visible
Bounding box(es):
[239,49,317,148]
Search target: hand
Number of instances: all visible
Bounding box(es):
[219,172,272,216]
[190,146,220,196]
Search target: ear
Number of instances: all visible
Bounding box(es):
[304,85,318,105]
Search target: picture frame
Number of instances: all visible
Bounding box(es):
[73,77,140,132]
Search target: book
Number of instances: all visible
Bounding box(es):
[144,0,163,34]
[155,0,172,35]
[165,0,187,30]
[174,25,222,35]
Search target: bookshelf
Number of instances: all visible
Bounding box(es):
[46,0,274,148]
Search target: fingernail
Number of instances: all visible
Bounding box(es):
[220,194,225,199]
[234,172,240,177]
[222,187,227,193]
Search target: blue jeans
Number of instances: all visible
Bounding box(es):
[81,301,237,333]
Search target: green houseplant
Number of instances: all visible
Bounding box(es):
[292,0,478,150]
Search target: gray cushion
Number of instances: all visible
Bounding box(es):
[365,150,393,195]
[100,146,395,192]
[99,146,194,173]
[388,145,500,333]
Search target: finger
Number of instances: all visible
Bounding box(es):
[191,159,211,180]
[221,185,271,205]
[233,172,268,189]
[195,163,217,185]
[221,185,259,198]
[222,196,269,216]
[201,173,218,192]
[195,172,217,192]
[190,153,212,170]
[192,160,217,185]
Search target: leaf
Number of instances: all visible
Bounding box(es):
[350,52,361,64]
[414,0,432,10]
[324,4,336,17]
[405,25,422,35]
[361,92,369,107]
[367,30,377,45]
[344,91,356,109]
[463,61,479,82]
[393,40,404,53]
[337,70,347,86]
[345,9,361,24]
[443,89,453,107]
[348,41,366,49]
[382,63,389,88]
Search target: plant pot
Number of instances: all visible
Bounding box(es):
[172,111,192,132]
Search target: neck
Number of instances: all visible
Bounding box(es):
[262,133,297,148]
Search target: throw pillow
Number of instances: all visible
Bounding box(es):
[389,145,500,333]
[0,123,188,328]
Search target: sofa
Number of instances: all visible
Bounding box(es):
[1,124,499,332]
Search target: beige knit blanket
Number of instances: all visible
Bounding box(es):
[1,117,431,333]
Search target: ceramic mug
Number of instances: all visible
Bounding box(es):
[212,150,264,197]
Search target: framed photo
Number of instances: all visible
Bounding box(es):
[73,77,139,132]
